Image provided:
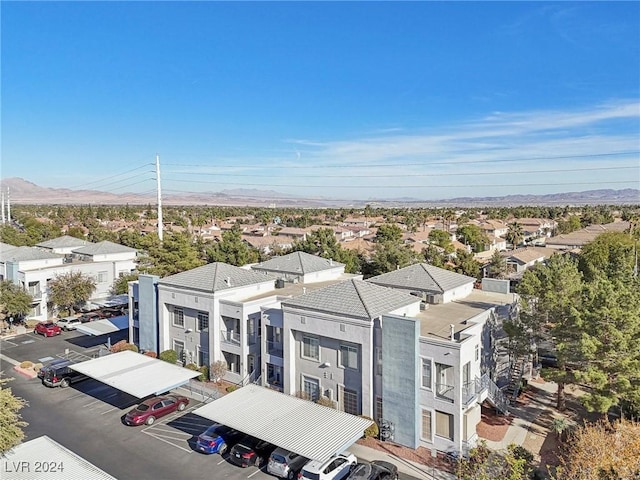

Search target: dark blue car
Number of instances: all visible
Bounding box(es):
[196,424,244,454]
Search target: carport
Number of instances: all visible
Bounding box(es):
[75,315,129,336]
[192,384,373,462]
[69,350,200,398]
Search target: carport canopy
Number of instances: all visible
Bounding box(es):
[75,315,129,336]
[192,384,373,462]
[69,350,200,398]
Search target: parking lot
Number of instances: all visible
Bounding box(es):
[2,329,420,480]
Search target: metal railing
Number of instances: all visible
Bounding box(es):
[220,329,240,345]
[267,340,284,357]
[435,383,455,402]
[462,377,482,405]
[480,373,509,414]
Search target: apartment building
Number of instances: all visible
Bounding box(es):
[1,238,137,320]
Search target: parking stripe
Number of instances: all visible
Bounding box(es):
[248,467,266,478]
[141,430,193,454]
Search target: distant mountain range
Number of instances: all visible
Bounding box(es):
[0,177,638,208]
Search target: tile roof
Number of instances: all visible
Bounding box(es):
[36,235,93,249]
[282,278,418,320]
[0,245,63,262]
[72,240,137,255]
[367,263,475,293]
[501,246,557,263]
[252,251,345,275]
[160,262,275,292]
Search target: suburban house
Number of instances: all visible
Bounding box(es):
[128,254,515,456]
[500,247,557,278]
[545,221,630,250]
[1,238,138,321]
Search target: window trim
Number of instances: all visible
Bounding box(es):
[301,335,320,362]
[421,357,433,390]
[302,374,321,401]
[196,312,209,332]
[435,410,454,441]
[339,343,359,370]
[341,386,359,415]
[172,307,185,328]
[420,408,434,442]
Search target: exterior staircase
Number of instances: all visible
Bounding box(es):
[504,356,527,401]
[480,373,510,415]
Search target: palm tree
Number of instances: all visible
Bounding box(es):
[506,222,523,250]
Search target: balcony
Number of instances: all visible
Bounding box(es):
[28,288,43,300]
[220,330,240,345]
[267,340,283,357]
[462,378,482,405]
[435,383,455,403]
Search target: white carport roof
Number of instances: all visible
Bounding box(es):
[69,350,199,398]
[3,436,117,480]
[192,384,373,462]
[75,315,129,336]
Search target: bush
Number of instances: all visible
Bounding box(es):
[33,363,43,373]
[198,365,209,382]
[19,361,33,369]
[226,385,238,393]
[359,416,379,438]
[210,360,227,383]
[159,349,178,364]
[121,343,138,353]
[143,351,157,358]
[111,340,138,353]
[185,363,198,371]
[315,396,337,409]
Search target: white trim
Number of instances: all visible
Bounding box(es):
[420,356,433,390]
[301,335,320,362]
[420,407,434,443]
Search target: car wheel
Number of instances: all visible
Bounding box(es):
[60,378,70,388]
[177,402,186,411]
[218,443,227,455]
[146,416,155,426]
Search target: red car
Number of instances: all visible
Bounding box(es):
[34,322,62,337]
[124,395,189,426]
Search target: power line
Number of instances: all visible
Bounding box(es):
[67,163,153,190]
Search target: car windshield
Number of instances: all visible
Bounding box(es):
[234,444,253,455]
[44,323,55,327]
[271,454,287,463]
[351,464,373,478]
[202,427,220,439]
[302,471,320,480]
[136,404,150,412]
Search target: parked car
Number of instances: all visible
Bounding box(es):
[229,435,276,468]
[299,452,357,480]
[268,447,309,479]
[34,321,62,337]
[196,423,245,455]
[41,360,88,388]
[124,395,189,426]
[100,307,127,318]
[57,316,81,331]
[346,461,398,480]
[37,358,71,379]
[80,312,104,323]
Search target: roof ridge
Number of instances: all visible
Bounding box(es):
[352,280,374,319]
[422,263,445,292]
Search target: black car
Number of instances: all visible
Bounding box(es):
[41,360,88,388]
[229,436,276,468]
[37,358,71,379]
[347,461,399,480]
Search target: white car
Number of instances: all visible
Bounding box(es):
[299,452,357,480]
[57,316,81,331]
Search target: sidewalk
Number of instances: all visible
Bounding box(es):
[349,442,456,480]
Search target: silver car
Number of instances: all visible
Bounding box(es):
[267,447,309,479]
[57,316,81,331]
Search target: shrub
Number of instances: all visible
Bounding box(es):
[359,416,379,438]
[121,343,138,353]
[185,363,198,371]
[226,385,238,393]
[159,349,178,364]
[210,360,227,383]
[295,390,311,401]
[143,351,157,358]
[19,361,33,369]
[198,365,209,382]
[33,363,43,373]
[315,396,337,409]
[111,340,138,353]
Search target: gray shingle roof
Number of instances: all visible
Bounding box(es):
[0,245,64,262]
[36,235,93,249]
[367,263,475,294]
[252,251,344,275]
[282,278,419,320]
[72,240,137,255]
[160,262,275,292]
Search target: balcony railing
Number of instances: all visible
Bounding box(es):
[462,377,482,405]
[435,383,455,402]
[267,340,283,357]
[220,329,240,345]
[28,288,43,300]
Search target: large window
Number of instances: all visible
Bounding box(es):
[197,347,209,368]
[197,312,209,332]
[435,411,454,440]
[339,344,359,370]
[303,376,320,401]
[341,387,359,415]
[375,347,383,376]
[421,409,433,441]
[172,308,184,328]
[421,358,432,389]
[302,336,319,361]
[173,339,185,363]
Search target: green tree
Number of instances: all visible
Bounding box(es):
[204,224,259,266]
[578,232,637,282]
[517,255,584,410]
[0,376,28,454]
[421,244,446,268]
[0,281,33,322]
[291,228,362,274]
[456,442,533,480]
[449,249,480,279]
[142,232,205,276]
[428,229,454,253]
[110,273,139,295]
[488,250,508,279]
[374,223,404,243]
[456,224,489,252]
[505,222,524,250]
[48,271,97,315]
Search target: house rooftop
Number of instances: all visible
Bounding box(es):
[160,262,276,292]
[252,251,345,276]
[416,289,515,341]
[36,235,93,249]
[0,245,63,262]
[368,263,475,294]
[72,240,138,255]
[239,273,361,303]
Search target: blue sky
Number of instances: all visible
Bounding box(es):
[2,1,639,201]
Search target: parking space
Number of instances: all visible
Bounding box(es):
[141,405,209,453]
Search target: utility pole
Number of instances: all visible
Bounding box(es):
[1,190,5,224]
[6,187,11,224]
[156,155,163,242]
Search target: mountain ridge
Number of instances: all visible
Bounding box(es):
[0,177,638,207]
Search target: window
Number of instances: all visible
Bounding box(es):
[339,344,358,370]
[302,336,319,361]
[475,344,480,362]
[197,312,209,332]
[173,339,185,363]
[303,376,320,401]
[421,409,433,441]
[435,411,454,440]
[376,397,383,423]
[172,308,184,327]
[421,358,432,389]
[341,387,359,415]
[97,271,108,283]
[375,347,383,376]
[197,347,209,368]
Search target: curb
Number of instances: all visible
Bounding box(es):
[13,365,38,379]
